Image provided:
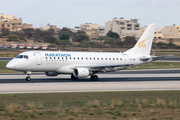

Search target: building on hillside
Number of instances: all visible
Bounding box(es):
[98,26,105,37]
[42,24,60,33]
[104,17,140,37]
[22,23,34,30]
[0,14,23,32]
[139,24,180,46]
[154,27,164,39]
[104,18,121,37]
[161,25,180,39]
[74,26,81,32]
[80,23,100,40]
[139,26,164,39]
[140,24,180,39]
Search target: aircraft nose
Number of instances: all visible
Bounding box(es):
[6,60,16,69]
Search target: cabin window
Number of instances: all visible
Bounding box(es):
[117,58,118,60]
[90,58,91,60]
[62,57,63,59]
[50,57,51,59]
[86,57,88,60]
[66,57,68,59]
[54,57,56,59]
[113,58,115,60]
[74,57,75,60]
[109,58,111,60]
[46,57,48,59]
[105,58,107,60]
[58,57,59,59]
[93,58,95,60]
[101,58,103,60]
[70,57,71,60]
[81,57,83,60]
[77,57,79,60]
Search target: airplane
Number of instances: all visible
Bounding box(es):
[6,23,166,81]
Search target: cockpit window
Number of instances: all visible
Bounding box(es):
[15,55,29,59]
[15,55,24,58]
[24,55,29,59]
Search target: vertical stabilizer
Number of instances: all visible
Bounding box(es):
[124,23,156,55]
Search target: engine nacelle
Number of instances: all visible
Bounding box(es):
[44,72,59,76]
[73,68,89,78]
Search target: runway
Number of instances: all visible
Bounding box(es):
[0,69,180,93]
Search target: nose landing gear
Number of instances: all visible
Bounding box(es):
[25,71,32,81]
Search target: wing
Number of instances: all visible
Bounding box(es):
[87,63,140,68]
[72,62,141,72]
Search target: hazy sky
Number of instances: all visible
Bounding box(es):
[0,0,179,28]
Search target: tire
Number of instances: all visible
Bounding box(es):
[26,77,31,81]
[93,75,98,81]
[71,74,78,80]
[91,75,98,81]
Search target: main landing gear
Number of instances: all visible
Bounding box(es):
[25,71,32,81]
[71,74,78,80]
[71,74,98,81]
[90,75,98,81]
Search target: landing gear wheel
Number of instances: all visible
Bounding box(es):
[90,75,98,81]
[26,77,31,81]
[71,74,78,80]
[25,71,32,81]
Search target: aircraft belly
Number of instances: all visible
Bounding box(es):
[55,65,73,74]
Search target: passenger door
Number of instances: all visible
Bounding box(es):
[35,52,42,65]
[123,54,129,63]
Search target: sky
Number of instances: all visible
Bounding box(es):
[0,0,179,28]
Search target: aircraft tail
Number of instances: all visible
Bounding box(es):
[124,23,156,55]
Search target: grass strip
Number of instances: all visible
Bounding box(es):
[0,91,180,120]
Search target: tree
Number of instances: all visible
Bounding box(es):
[1,28,10,36]
[33,33,40,42]
[106,30,119,39]
[123,36,136,45]
[24,29,33,38]
[8,34,19,40]
[73,34,89,42]
[43,36,56,44]
[19,33,26,40]
[58,27,73,39]
[77,30,86,34]
[60,34,69,40]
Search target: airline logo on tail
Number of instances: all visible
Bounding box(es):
[138,37,150,48]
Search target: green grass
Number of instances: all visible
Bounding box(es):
[0,61,180,73]
[132,62,180,69]
[0,91,180,120]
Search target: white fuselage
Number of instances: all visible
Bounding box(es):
[7,51,148,74]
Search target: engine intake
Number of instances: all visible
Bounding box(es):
[44,72,59,76]
[73,68,89,78]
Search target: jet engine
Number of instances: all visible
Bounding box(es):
[44,72,59,76]
[73,68,89,78]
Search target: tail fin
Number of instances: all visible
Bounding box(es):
[124,23,156,55]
